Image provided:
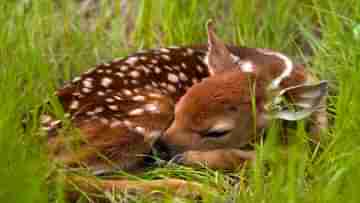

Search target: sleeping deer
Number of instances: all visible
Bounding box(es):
[154,21,328,169]
[43,20,327,199]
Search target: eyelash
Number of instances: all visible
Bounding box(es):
[202,130,230,138]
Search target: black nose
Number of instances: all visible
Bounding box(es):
[152,138,172,161]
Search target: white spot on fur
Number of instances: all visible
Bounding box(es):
[126,57,138,65]
[128,108,144,116]
[129,71,140,78]
[140,65,151,74]
[131,80,139,85]
[86,111,95,116]
[101,77,113,87]
[132,95,145,101]
[161,54,171,61]
[164,65,172,71]
[179,72,188,81]
[105,69,112,74]
[82,87,92,93]
[154,67,161,74]
[105,98,115,103]
[168,73,179,83]
[123,89,132,96]
[151,81,159,87]
[114,95,123,100]
[94,107,104,113]
[181,62,187,69]
[143,103,160,113]
[148,93,162,98]
[167,84,176,92]
[203,55,209,65]
[134,126,146,134]
[116,72,125,78]
[108,105,119,111]
[96,69,104,73]
[70,100,79,109]
[82,79,93,88]
[151,59,158,64]
[120,66,128,71]
[97,91,105,96]
[145,85,153,90]
[72,92,81,96]
[160,48,170,53]
[238,61,254,73]
[196,65,203,73]
[186,48,194,55]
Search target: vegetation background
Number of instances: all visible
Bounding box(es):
[0,0,359,202]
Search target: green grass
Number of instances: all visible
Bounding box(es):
[1,0,360,202]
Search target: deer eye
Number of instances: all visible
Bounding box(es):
[201,129,231,138]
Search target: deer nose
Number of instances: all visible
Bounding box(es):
[152,137,172,161]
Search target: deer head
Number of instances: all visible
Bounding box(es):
[155,20,328,156]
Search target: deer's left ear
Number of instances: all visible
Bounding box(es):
[206,20,238,75]
[267,81,328,121]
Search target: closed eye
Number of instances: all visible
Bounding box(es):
[201,129,231,138]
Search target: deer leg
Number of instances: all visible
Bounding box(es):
[309,97,328,144]
[65,175,204,202]
[173,149,255,170]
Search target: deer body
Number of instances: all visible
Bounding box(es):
[49,45,310,170]
[44,21,327,199]
[49,45,214,172]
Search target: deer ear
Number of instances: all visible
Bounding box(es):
[267,81,328,121]
[206,20,237,75]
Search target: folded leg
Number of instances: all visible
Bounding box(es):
[65,175,204,202]
[174,149,255,170]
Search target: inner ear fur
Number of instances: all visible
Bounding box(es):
[268,81,328,121]
[206,20,238,75]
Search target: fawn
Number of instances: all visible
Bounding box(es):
[43,21,327,199]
